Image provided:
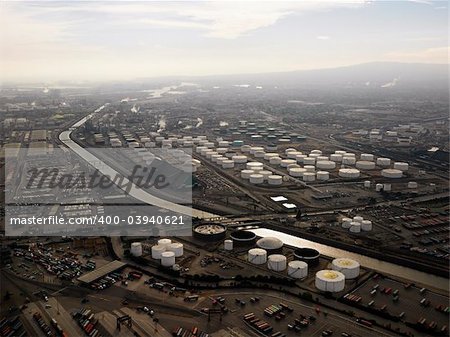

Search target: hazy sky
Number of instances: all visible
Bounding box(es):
[1,0,448,82]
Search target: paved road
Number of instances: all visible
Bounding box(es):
[58,106,217,219]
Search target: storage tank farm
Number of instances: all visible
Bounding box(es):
[150,238,184,265]
[191,131,414,195]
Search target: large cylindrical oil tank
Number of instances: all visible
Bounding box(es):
[193,224,227,241]
[331,258,360,279]
[256,237,283,251]
[167,242,184,257]
[130,242,143,257]
[268,175,283,185]
[161,251,176,267]
[267,254,287,271]
[294,248,320,266]
[303,157,316,165]
[281,159,296,168]
[361,220,373,231]
[342,157,356,165]
[356,161,376,170]
[287,260,308,279]
[349,222,361,233]
[376,157,391,167]
[151,245,166,259]
[338,169,360,178]
[381,169,403,178]
[303,172,316,182]
[360,153,374,161]
[232,155,248,164]
[224,239,233,251]
[158,238,172,248]
[247,162,263,170]
[248,248,267,265]
[315,270,346,292]
[316,171,330,181]
[330,154,343,162]
[269,157,282,165]
[249,174,264,184]
[316,161,336,170]
[289,167,306,177]
[393,162,409,171]
[241,169,254,179]
[230,230,257,246]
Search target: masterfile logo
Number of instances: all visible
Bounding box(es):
[5,148,193,236]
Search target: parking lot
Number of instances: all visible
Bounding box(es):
[346,274,448,335]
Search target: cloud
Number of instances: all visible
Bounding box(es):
[317,35,331,40]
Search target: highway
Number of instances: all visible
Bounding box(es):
[58,105,217,219]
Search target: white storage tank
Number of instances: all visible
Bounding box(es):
[167,242,184,257]
[349,222,361,233]
[377,157,391,167]
[232,155,248,163]
[241,145,251,153]
[130,242,143,257]
[315,270,346,292]
[341,217,352,229]
[248,248,267,265]
[158,238,172,248]
[311,149,322,155]
[247,162,263,170]
[303,172,316,182]
[289,167,306,177]
[342,157,356,165]
[364,180,371,188]
[241,170,254,179]
[281,159,296,168]
[375,183,384,191]
[303,157,316,165]
[224,239,233,251]
[249,174,264,184]
[287,151,303,159]
[285,148,297,154]
[316,171,330,181]
[255,151,266,158]
[161,251,176,267]
[360,153,374,161]
[408,181,418,189]
[250,146,264,155]
[222,160,235,169]
[383,183,392,191]
[295,154,308,163]
[151,245,166,259]
[339,168,360,178]
[304,165,316,172]
[287,164,301,170]
[316,161,336,170]
[330,154,343,162]
[259,170,273,180]
[267,254,287,271]
[335,150,346,155]
[287,260,308,279]
[211,154,222,163]
[269,157,282,165]
[317,156,329,161]
[361,220,373,231]
[268,175,283,185]
[356,161,376,170]
[381,169,403,178]
[308,153,321,159]
[353,216,363,223]
[216,147,228,154]
[394,162,409,171]
[264,153,279,160]
[331,258,360,279]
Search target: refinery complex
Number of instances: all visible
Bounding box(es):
[1,2,449,337]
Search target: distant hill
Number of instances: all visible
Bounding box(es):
[195,62,448,90]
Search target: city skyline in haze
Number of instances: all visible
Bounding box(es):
[1,0,448,83]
